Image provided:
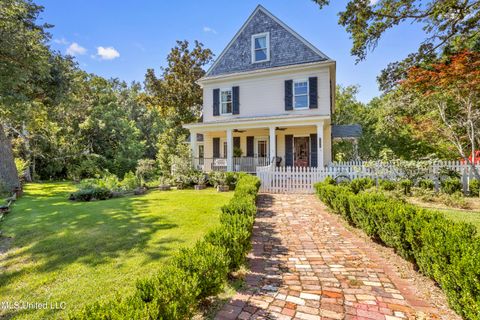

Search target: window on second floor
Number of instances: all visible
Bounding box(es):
[252,32,270,63]
[294,80,308,109]
[220,89,232,114]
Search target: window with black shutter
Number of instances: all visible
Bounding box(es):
[232,86,240,115]
[213,138,220,158]
[213,89,220,116]
[285,135,293,166]
[285,80,293,110]
[309,77,318,109]
[310,133,318,167]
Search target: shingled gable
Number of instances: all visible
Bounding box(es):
[205,5,330,78]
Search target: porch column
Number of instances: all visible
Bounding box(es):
[226,128,233,171]
[269,126,276,164]
[317,123,324,168]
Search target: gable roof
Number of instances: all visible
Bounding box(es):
[204,5,331,78]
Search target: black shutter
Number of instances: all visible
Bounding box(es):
[310,133,318,167]
[246,136,254,157]
[285,135,293,166]
[232,86,240,115]
[285,80,293,110]
[213,89,220,116]
[213,137,220,158]
[233,136,240,149]
[309,77,318,109]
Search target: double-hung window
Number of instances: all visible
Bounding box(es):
[293,80,308,109]
[220,89,232,114]
[252,32,270,63]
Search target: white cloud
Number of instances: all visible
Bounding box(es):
[54,38,69,45]
[203,26,217,34]
[66,42,87,56]
[370,0,380,5]
[96,46,120,60]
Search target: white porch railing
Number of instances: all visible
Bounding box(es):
[193,157,271,173]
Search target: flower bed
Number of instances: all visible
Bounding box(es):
[315,178,480,319]
[69,173,260,319]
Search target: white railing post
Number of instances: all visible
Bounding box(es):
[317,123,324,168]
[226,128,233,172]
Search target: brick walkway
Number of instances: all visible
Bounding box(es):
[216,194,445,320]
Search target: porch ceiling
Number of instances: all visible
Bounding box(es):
[183,114,330,131]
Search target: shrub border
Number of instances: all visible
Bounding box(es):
[315,180,480,319]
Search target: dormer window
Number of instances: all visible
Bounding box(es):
[252,32,270,63]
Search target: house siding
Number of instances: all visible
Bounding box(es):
[207,9,326,77]
[203,66,331,123]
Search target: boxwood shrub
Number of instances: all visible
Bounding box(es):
[441,177,463,195]
[418,178,435,190]
[469,179,480,197]
[379,179,397,191]
[70,174,260,319]
[315,179,479,319]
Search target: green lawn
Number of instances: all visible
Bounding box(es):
[441,209,480,232]
[0,182,232,320]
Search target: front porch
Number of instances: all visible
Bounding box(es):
[193,157,271,173]
[185,115,332,173]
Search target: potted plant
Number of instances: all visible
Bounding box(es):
[158,176,171,191]
[210,172,229,192]
[194,173,207,190]
[233,147,243,172]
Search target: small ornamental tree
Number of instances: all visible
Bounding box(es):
[401,51,480,178]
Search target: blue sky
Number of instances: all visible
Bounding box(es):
[38,0,427,103]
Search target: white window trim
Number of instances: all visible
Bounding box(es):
[251,32,270,63]
[293,79,309,110]
[220,88,233,115]
[254,136,269,158]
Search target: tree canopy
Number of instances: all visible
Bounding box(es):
[313,0,480,91]
[313,0,480,61]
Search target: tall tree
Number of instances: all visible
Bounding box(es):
[401,50,480,177]
[143,40,213,128]
[332,85,453,161]
[312,0,480,90]
[142,40,213,175]
[313,0,480,61]
[0,0,51,190]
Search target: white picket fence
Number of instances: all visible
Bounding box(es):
[256,160,480,194]
[256,166,371,193]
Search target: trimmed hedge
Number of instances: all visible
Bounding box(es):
[70,187,112,201]
[70,174,260,320]
[315,180,480,319]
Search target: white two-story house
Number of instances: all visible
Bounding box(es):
[184,5,335,172]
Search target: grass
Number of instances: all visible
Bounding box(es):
[407,194,480,231]
[439,208,480,232]
[0,182,233,320]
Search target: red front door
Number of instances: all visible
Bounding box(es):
[294,137,309,167]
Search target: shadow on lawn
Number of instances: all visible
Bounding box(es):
[0,191,181,289]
